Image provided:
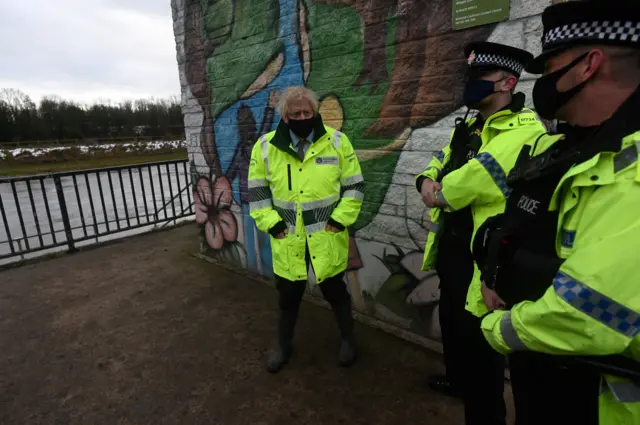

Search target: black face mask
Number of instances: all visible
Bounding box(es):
[463,79,497,108]
[288,115,316,138]
[532,53,589,120]
[463,76,509,108]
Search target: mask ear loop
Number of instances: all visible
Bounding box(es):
[492,75,512,93]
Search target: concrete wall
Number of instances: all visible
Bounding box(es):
[172,0,549,342]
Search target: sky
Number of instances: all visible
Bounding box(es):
[0,0,181,105]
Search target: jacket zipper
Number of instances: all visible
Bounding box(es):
[287,164,292,191]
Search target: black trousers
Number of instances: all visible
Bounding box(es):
[436,232,506,425]
[276,272,351,322]
[509,352,600,425]
[436,231,476,391]
[463,312,506,425]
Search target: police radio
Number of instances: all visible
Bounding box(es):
[440,115,471,180]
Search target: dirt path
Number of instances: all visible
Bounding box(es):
[0,225,506,425]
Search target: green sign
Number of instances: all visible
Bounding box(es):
[452,0,510,30]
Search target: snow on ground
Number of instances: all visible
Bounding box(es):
[0,140,187,160]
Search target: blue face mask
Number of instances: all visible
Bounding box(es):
[463,79,498,108]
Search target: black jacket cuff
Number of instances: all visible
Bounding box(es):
[328,218,345,231]
[269,221,287,237]
[416,175,427,193]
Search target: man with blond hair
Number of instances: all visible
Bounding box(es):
[248,86,365,373]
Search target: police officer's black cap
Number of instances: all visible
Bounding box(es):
[463,41,534,78]
[527,0,640,74]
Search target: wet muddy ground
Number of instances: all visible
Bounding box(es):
[0,225,513,424]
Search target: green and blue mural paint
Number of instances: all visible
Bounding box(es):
[177,0,545,341]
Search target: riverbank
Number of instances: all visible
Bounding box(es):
[0,151,188,176]
[0,141,188,176]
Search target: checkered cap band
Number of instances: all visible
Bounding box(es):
[544,20,640,46]
[475,53,525,75]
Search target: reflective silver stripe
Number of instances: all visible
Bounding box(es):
[331,130,342,150]
[341,174,364,186]
[436,190,454,211]
[553,271,640,338]
[500,311,528,351]
[272,198,297,228]
[259,135,270,180]
[249,199,273,211]
[248,178,273,212]
[301,194,340,211]
[305,222,326,234]
[273,199,297,209]
[301,195,340,234]
[606,380,640,403]
[341,173,365,201]
[342,189,364,201]
[248,178,269,188]
[613,140,639,173]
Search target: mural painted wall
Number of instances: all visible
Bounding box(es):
[172,0,550,342]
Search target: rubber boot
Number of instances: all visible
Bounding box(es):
[266,309,297,374]
[332,298,357,367]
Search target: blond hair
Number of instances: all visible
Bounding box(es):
[276,86,319,118]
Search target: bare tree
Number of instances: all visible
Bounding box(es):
[0,88,185,144]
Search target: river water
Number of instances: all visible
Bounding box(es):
[0,162,193,265]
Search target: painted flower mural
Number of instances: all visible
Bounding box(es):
[194,176,246,264]
[173,0,527,343]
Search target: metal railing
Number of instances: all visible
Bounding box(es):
[0,159,194,265]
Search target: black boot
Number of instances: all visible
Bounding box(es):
[332,298,357,367]
[266,309,297,374]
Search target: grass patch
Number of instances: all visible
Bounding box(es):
[0,151,188,177]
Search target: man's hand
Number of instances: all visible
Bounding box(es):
[275,229,288,239]
[481,281,506,311]
[420,179,442,208]
[325,223,341,233]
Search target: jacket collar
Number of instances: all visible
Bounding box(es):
[486,92,526,122]
[270,114,328,157]
[468,92,527,129]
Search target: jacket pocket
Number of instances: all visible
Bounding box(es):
[326,228,349,266]
[271,235,291,271]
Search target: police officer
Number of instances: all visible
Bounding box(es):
[248,86,365,373]
[416,42,546,424]
[475,1,640,424]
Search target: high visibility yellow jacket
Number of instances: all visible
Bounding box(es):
[248,118,364,283]
[416,104,547,317]
[481,130,640,425]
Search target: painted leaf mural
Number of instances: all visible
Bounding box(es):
[173,0,539,343]
[206,0,283,118]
